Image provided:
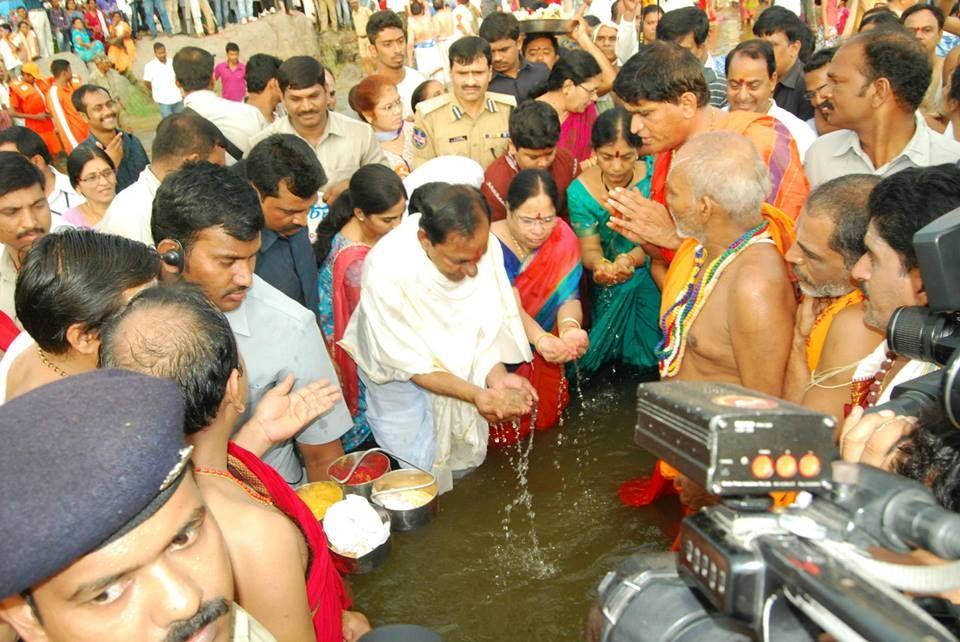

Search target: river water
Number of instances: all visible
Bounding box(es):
[350,370,682,641]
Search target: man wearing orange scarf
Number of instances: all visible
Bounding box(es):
[782,174,885,422]
[605,40,808,259]
[619,132,797,509]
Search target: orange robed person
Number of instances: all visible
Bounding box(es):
[9,62,62,158]
[47,60,89,153]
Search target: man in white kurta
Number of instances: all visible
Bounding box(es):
[340,192,533,492]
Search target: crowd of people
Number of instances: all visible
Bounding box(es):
[3,0,960,639]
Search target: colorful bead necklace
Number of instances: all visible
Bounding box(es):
[656,221,770,378]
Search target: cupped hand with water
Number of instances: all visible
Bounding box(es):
[475,386,535,423]
[560,327,589,360]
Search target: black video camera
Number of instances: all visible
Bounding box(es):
[594,382,960,642]
[875,206,960,427]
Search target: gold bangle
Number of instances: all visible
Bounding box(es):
[534,333,553,353]
[615,253,636,267]
[558,317,581,330]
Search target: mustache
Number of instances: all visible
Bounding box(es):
[817,100,834,112]
[164,598,230,642]
[16,227,43,240]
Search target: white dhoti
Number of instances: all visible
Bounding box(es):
[437,36,454,82]
[414,39,446,83]
[340,213,531,493]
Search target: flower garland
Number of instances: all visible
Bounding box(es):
[656,221,770,378]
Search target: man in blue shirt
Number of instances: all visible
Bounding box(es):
[243,133,322,325]
[72,84,149,191]
[480,13,549,102]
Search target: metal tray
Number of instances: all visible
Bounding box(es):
[518,18,569,34]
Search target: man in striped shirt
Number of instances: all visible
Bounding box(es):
[656,6,728,109]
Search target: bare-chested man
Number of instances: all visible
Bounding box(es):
[407,0,445,81]
[433,0,455,79]
[782,174,884,421]
[100,284,371,642]
[658,131,796,395]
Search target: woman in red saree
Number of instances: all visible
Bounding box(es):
[489,169,589,446]
[315,165,407,453]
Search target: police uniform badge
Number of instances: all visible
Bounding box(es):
[413,127,427,149]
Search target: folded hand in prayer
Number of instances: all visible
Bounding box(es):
[605,187,681,250]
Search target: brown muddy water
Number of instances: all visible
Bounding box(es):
[350,371,682,642]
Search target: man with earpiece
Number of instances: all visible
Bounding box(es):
[151,160,352,487]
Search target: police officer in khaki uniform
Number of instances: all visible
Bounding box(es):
[412,36,515,171]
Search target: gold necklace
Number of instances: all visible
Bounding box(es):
[600,165,638,195]
[37,346,68,377]
[194,467,273,505]
[507,226,529,260]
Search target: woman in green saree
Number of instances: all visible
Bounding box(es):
[567,106,662,377]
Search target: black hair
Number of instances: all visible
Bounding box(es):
[172,46,214,92]
[859,8,904,32]
[66,143,115,190]
[641,4,664,18]
[610,1,620,23]
[433,0,445,10]
[531,48,601,98]
[725,38,776,78]
[99,282,239,436]
[410,0,423,15]
[313,164,406,263]
[805,173,880,269]
[152,111,225,163]
[151,161,264,251]
[509,100,560,150]
[50,58,71,78]
[479,11,520,43]
[0,126,52,165]
[803,46,837,73]
[901,3,945,30]
[613,40,710,107]
[277,55,326,93]
[15,229,160,354]
[849,28,931,112]
[584,14,601,28]
[245,53,283,94]
[408,181,448,216]
[71,83,109,114]
[753,6,813,57]
[591,105,643,150]
[656,6,709,46]
[506,168,558,214]
[522,33,558,57]
[153,41,166,51]
[419,184,491,244]
[366,9,404,43]
[0,151,44,200]
[897,424,960,513]
[868,164,960,272]
[225,41,239,53]
[411,79,441,114]
[245,134,326,200]
[449,36,492,67]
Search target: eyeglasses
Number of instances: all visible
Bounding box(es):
[516,215,557,227]
[78,168,115,184]
[578,84,600,98]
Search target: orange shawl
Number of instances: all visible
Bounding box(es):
[805,289,865,372]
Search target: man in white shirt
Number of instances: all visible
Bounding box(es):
[174,46,268,165]
[340,185,535,492]
[251,56,387,201]
[805,29,960,187]
[152,162,351,485]
[143,42,183,118]
[366,10,426,118]
[0,125,84,217]
[99,112,227,245]
[725,39,816,160]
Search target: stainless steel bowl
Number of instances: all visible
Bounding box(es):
[327,450,391,499]
[327,505,391,575]
[371,469,439,532]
